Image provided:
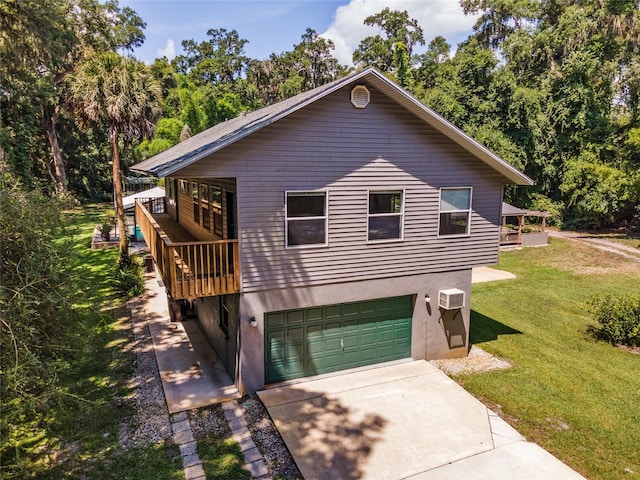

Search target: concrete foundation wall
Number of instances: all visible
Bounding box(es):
[237,270,472,393]
[195,294,240,380]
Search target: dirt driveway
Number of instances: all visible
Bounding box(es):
[548,230,640,262]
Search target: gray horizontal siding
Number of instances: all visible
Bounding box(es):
[176,83,506,293]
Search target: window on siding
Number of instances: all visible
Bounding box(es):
[368,190,404,241]
[167,178,176,207]
[439,187,472,236]
[192,182,200,224]
[286,191,327,247]
[200,184,210,230]
[219,296,229,339]
[210,186,223,237]
[179,179,187,194]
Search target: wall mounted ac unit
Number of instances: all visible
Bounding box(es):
[439,288,466,309]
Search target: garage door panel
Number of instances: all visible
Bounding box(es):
[266,334,285,359]
[286,358,306,376]
[342,319,360,332]
[324,337,343,352]
[377,344,396,359]
[307,338,325,355]
[359,347,378,362]
[394,345,411,356]
[324,305,342,319]
[325,321,342,333]
[287,326,305,342]
[360,299,379,315]
[376,330,394,343]
[306,307,323,322]
[285,342,305,358]
[266,312,285,327]
[265,296,413,384]
[360,331,377,345]
[323,352,344,369]
[286,310,305,324]
[394,326,411,341]
[265,364,285,382]
[342,303,360,317]
[307,324,324,338]
[342,334,359,349]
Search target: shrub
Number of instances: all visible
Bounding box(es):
[528,193,564,228]
[113,260,144,298]
[0,167,76,402]
[589,294,640,347]
[631,204,640,234]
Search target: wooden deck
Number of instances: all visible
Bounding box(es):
[136,199,240,300]
[153,214,197,242]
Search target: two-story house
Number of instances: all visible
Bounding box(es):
[132,68,532,394]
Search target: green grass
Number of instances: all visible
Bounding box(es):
[198,436,251,479]
[464,238,640,480]
[1,205,184,479]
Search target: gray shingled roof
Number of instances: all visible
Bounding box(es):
[132,68,533,186]
[502,202,528,216]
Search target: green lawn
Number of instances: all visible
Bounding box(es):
[2,205,185,479]
[465,238,640,480]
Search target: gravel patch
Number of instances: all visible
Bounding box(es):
[187,404,229,440]
[119,294,301,479]
[243,394,302,479]
[430,345,512,376]
[119,297,173,448]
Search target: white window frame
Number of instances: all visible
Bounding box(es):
[367,189,405,243]
[167,177,176,207]
[438,187,473,237]
[285,190,328,248]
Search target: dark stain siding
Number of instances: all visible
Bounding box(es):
[176,83,506,293]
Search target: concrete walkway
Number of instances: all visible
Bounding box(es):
[142,270,270,478]
[258,361,586,480]
[472,266,516,283]
[143,270,240,413]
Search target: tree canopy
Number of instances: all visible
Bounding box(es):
[1,1,638,229]
[68,52,162,257]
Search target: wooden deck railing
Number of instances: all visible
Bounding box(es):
[135,198,240,299]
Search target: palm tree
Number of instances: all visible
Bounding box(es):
[68,52,161,261]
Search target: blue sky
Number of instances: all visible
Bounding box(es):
[120,0,479,66]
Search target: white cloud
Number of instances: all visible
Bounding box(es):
[157,39,176,60]
[321,0,480,65]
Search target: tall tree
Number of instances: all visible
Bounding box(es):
[353,8,425,73]
[173,28,250,84]
[456,0,640,226]
[68,53,161,258]
[0,0,145,195]
[247,29,346,105]
[288,29,345,89]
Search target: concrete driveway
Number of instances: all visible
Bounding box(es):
[258,361,585,480]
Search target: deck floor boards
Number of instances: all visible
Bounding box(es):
[152,213,197,243]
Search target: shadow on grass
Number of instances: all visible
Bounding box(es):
[0,205,183,480]
[199,436,252,480]
[470,310,522,344]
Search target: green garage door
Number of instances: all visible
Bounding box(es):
[265,296,413,384]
